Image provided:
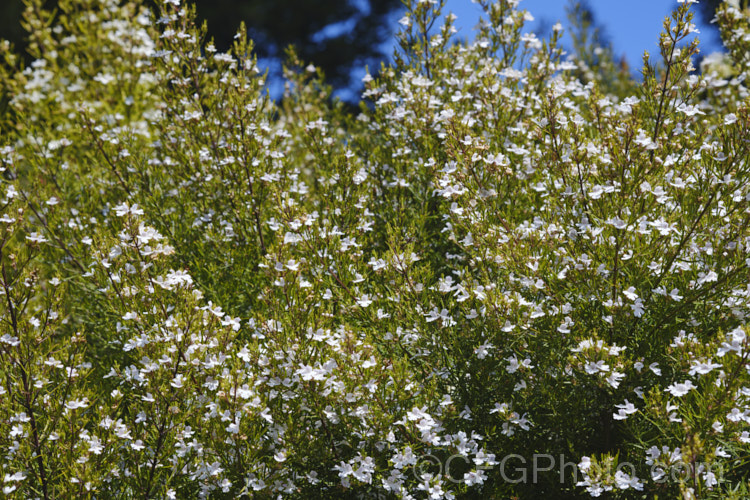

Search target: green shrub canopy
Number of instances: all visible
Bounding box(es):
[0,0,749,498]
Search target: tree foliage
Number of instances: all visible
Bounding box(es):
[0,0,403,91]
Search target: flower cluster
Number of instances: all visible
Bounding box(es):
[0,0,749,497]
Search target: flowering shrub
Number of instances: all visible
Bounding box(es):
[1,0,750,497]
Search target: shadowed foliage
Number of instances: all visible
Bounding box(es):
[0,0,404,91]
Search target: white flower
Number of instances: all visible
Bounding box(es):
[1,334,20,346]
[137,224,164,245]
[666,380,696,397]
[584,360,609,374]
[114,421,132,440]
[3,472,26,482]
[463,469,487,486]
[614,470,643,490]
[623,287,638,301]
[26,232,48,243]
[689,359,722,376]
[490,402,509,414]
[296,364,326,381]
[608,216,627,230]
[676,103,704,116]
[356,294,373,307]
[474,342,494,359]
[606,371,625,388]
[613,400,638,420]
[113,202,143,217]
[630,298,645,317]
[88,436,104,455]
[65,398,89,410]
[334,461,353,478]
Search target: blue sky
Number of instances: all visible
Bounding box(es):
[441,0,722,70]
[314,0,723,101]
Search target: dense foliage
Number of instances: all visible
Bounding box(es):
[1,0,749,498]
[0,0,404,92]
